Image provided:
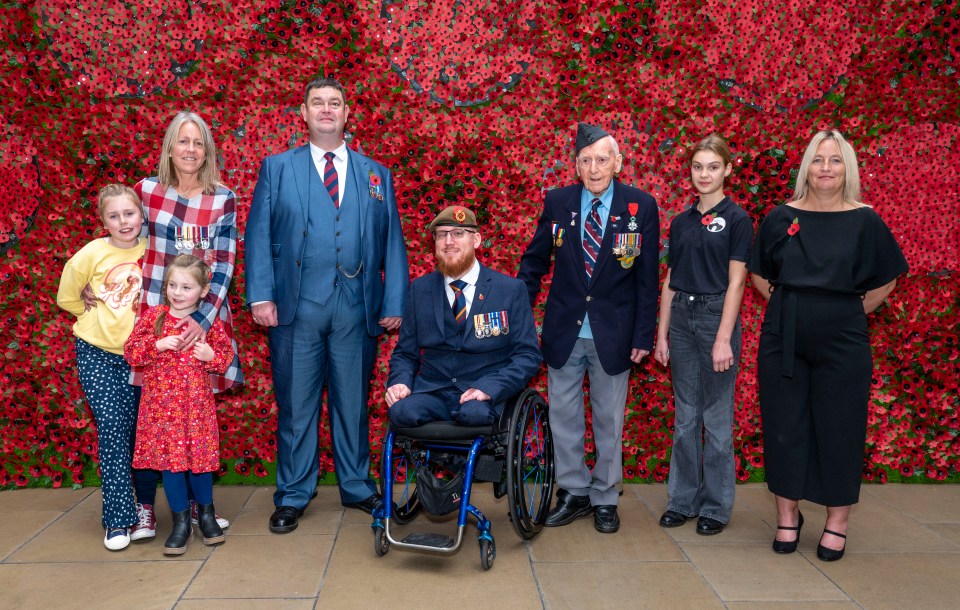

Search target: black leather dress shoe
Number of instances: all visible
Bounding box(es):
[342,494,383,515]
[594,505,620,533]
[659,510,689,528]
[544,489,593,527]
[269,506,304,533]
[696,516,725,535]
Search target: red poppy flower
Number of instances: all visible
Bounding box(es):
[701,214,714,226]
[787,218,800,236]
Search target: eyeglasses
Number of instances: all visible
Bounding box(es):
[433,228,476,241]
[576,155,616,169]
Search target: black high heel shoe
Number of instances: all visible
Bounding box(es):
[817,528,847,561]
[772,511,804,554]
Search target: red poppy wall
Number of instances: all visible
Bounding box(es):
[1,0,958,489]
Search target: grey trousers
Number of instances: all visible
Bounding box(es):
[665,292,740,523]
[548,338,630,507]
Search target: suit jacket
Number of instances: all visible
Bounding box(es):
[387,264,542,404]
[244,144,408,335]
[517,180,659,375]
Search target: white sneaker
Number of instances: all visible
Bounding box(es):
[130,503,156,541]
[104,527,130,551]
[190,500,230,529]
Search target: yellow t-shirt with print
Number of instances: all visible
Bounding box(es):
[57,237,147,354]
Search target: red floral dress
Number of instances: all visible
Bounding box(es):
[125,305,232,473]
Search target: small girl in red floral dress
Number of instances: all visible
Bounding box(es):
[124,254,232,555]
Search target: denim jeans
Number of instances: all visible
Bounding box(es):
[665,292,741,523]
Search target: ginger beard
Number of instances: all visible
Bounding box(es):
[435,230,479,278]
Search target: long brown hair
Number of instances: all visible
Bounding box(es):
[154,254,211,335]
[688,133,732,166]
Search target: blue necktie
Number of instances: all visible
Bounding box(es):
[450,279,467,331]
[323,151,339,207]
[583,198,603,278]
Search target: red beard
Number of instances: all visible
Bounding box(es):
[436,249,475,278]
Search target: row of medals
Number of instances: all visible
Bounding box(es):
[175,226,210,250]
[474,311,509,338]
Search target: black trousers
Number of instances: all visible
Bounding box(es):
[758,288,871,506]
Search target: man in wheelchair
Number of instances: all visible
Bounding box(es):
[385,205,542,425]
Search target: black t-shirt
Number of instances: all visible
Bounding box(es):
[747,204,909,293]
[667,196,754,295]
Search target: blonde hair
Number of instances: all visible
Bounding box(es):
[157,112,222,194]
[97,184,144,220]
[155,254,211,335]
[792,130,864,205]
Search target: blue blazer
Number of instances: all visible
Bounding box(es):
[517,180,659,375]
[244,144,409,335]
[387,264,542,404]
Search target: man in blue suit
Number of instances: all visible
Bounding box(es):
[518,123,659,533]
[245,77,409,533]
[386,205,541,426]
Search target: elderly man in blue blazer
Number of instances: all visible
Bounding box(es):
[518,123,659,533]
[245,77,409,533]
[386,205,541,427]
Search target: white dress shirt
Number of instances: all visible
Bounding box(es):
[309,141,349,207]
[444,259,481,315]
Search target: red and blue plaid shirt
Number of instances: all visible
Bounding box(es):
[131,177,243,393]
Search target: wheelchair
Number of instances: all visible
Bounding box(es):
[371,388,554,570]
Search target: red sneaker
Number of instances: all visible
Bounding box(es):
[130,503,156,541]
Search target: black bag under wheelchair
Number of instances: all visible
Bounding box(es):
[371,388,554,570]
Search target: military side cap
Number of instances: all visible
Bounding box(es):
[428,205,478,231]
[575,122,611,155]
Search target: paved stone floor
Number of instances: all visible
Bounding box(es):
[1,483,958,609]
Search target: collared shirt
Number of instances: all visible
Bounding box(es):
[579,183,614,243]
[667,196,753,295]
[579,183,613,339]
[309,141,350,206]
[444,259,481,314]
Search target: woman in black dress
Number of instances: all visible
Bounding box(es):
[748,130,908,561]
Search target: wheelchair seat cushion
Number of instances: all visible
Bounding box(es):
[391,420,501,441]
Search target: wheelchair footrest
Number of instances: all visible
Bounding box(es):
[400,532,456,548]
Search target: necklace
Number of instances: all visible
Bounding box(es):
[176,184,203,199]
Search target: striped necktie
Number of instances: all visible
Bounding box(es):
[323,151,339,207]
[450,279,467,331]
[583,198,603,278]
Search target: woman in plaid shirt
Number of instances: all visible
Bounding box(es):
[130,111,242,540]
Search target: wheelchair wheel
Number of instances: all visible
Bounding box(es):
[506,389,554,540]
[378,433,423,525]
[479,538,495,570]
[373,525,389,556]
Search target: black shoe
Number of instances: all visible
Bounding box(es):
[544,489,593,527]
[594,505,620,533]
[493,479,508,499]
[659,510,689,528]
[196,503,225,545]
[696,516,725,536]
[342,494,383,515]
[816,528,847,561]
[269,506,304,533]
[772,511,804,554]
[163,509,193,555]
